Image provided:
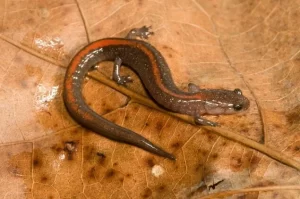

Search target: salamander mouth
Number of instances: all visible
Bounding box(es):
[204,101,250,115]
[205,107,249,115]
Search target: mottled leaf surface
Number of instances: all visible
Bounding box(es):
[0,0,299,198]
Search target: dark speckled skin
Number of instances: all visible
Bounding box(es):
[63,31,250,160]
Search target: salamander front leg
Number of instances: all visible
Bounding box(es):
[126,25,154,39]
[188,83,201,93]
[194,116,218,127]
[113,57,133,85]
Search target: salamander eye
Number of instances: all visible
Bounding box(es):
[234,104,243,111]
[234,88,242,95]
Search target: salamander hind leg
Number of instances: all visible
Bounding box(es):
[188,83,201,93]
[113,57,133,85]
[194,116,218,127]
[126,25,154,39]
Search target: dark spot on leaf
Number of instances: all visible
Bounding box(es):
[146,158,155,167]
[113,162,119,167]
[171,142,181,149]
[141,188,152,198]
[124,115,130,121]
[138,0,143,6]
[64,141,77,160]
[286,105,300,124]
[221,141,227,146]
[105,169,115,179]
[249,121,255,125]
[168,53,173,58]
[293,145,300,152]
[157,184,166,192]
[72,129,80,134]
[96,152,106,165]
[239,123,246,129]
[231,156,242,170]
[33,150,44,168]
[250,155,260,167]
[26,17,35,24]
[155,121,164,131]
[41,176,48,183]
[258,136,264,144]
[194,163,203,172]
[211,153,218,160]
[165,123,171,128]
[240,127,250,134]
[84,145,96,161]
[273,123,281,129]
[33,159,40,167]
[50,144,63,153]
[126,173,132,178]
[201,149,208,156]
[87,167,96,179]
[88,167,96,179]
[207,134,217,141]
[132,106,139,112]
[162,45,171,50]
[145,122,149,126]
[102,108,112,114]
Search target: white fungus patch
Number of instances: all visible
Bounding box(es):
[151,165,165,177]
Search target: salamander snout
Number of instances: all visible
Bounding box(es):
[230,88,250,113]
[232,89,245,111]
[202,88,250,115]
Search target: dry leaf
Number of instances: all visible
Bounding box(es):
[0,0,299,198]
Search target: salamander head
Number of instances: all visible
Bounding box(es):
[200,88,250,115]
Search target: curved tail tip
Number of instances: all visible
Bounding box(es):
[166,153,176,161]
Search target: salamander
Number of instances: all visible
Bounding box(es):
[63,26,250,160]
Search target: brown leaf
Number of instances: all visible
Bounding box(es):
[0,0,299,198]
